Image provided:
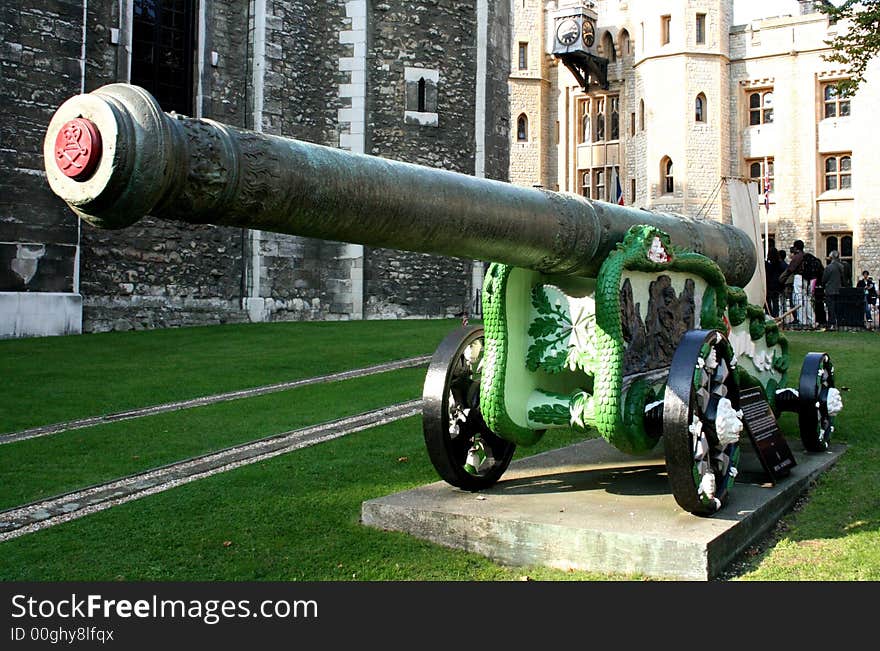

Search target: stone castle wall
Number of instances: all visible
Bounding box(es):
[0,1,510,336]
[0,1,87,336]
[79,0,250,332]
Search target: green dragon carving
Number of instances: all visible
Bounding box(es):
[480,224,790,453]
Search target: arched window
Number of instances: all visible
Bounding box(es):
[619,29,631,56]
[748,90,773,125]
[695,93,707,122]
[823,83,851,118]
[662,157,674,194]
[748,158,774,193]
[609,96,620,140]
[749,161,761,180]
[596,97,606,141]
[824,154,852,191]
[516,113,529,142]
[595,168,606,201]
[581,171,591,198]
[602,32,616,62]
[639,99,645,131]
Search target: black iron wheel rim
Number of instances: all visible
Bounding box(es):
[663,329,742,516]
[798,352,835,452]
[422,326,516,490]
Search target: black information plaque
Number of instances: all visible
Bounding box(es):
[739,386,796,482]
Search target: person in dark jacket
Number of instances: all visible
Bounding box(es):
[765,247,787,317]
[857,270,877,329]
[822,250,846,330]
[780,240,806,324]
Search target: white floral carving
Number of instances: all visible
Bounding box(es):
[699,472,717,500]
[705,347,718,371]
[826,387,843,416]
[715,397,743,446]
[647,236,669,263]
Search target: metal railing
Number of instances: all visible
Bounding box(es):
[768,280,877,330]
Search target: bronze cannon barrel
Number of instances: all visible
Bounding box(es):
[44,84,755,285]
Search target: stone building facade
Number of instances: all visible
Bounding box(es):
[511,0,880,281]
[1,0,510,337]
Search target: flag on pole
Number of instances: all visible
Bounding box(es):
[763,157,771,212]
[614,167,624,205]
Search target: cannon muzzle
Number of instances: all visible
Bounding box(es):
[44,84,756,285]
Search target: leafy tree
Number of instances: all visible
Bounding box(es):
[821,0,880,95]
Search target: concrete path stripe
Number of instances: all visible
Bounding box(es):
[0,355,430,446]
[0,400,422,543]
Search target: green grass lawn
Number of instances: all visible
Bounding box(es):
[0,328,876,581]
[0,417,619,581]
[0,319,460,434]
[0,367,426,511]
[730,330,880,580]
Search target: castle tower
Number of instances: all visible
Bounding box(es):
[627,0,730,221]
[510,0,554,188]
[513,1,730,223]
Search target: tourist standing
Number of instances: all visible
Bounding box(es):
[780,240,806,325]
[857,270,877,329]
[765,247,787,317]
[822,250,846,330]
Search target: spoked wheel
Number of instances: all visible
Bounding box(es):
[422,326,516,491]
[663,330,743,516]
[798,353,841,452]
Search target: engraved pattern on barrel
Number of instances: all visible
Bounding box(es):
[44,84,756,285]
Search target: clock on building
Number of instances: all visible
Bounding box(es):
[582,20,595,47]
[556,18,580,47]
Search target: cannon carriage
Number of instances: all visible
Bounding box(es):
[44,84,843,516]
[423,231,841,515]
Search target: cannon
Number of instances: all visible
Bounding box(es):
[44,84,843,515]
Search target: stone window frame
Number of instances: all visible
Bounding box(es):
[619,28,632,56]
[747,157,774,194]
[580,170,591,198]
[404,67,439,128]
[695,93,707,123]
[516,113,529,142]
[595,96,606,142]
[660,14,671,46]
[822,82,851,119]
[601,31,616,62]
[695,12,706,45]
[823,153,852,192]
[116,0,207,117]
[748,89,774,126]
[823,232,854,286]
[578,98,591,144]
[639,99,645,131]
[594,168,606,202]
[580,165,620,202]
[518,42,529,70]
[608,95,620,141]
[661,156,674,195]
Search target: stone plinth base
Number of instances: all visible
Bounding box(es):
[362,438,844,580]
